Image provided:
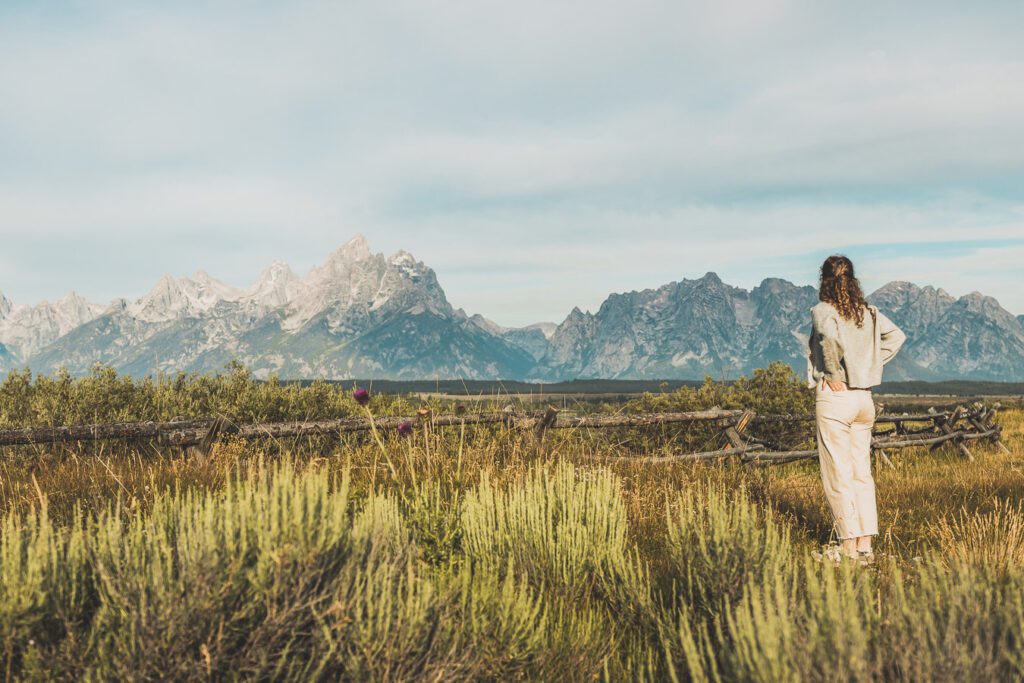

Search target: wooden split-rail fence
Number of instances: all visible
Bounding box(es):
[0,402,1008,467]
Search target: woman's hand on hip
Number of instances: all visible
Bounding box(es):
[822,378,847,392]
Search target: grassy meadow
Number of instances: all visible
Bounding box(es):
[1,364,1023,681]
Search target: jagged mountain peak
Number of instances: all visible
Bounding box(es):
[389,248,415,262]
[189,270,238,293]
[955,290,1017,320]
[697,271,723,285]
[756,277,804,292]
[960,290,996,304]
[51,291,103,318]
[869,281,957,317]
[280,236,454,332]
[128,271,241,323]
[560,306,594,326]
[872,280,954,301]
[468,313,507,335]
[245,261,303,310]
[263,259,293,274]
[330,233,373,262]
[256,260,296,284]
[153,272,175,287]
[386,249,432,278]
[0,291,12,319]
[304,236,379,287]
[0,290,104,361]
[2,290,102,319]
[254,260,298,286]
[874,280,918,292]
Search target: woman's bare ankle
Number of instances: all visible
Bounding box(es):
[841,539,858,558]
[855,536,873,553]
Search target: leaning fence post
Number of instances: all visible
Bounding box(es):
[533,406,559,452]
[970,402,1011,454]
[989,405,1011,454]
[929,406,973,461]
[875,448,896,469]
[187,414,228,460]
[723,410,755,461]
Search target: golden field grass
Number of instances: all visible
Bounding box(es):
[1,366,1023,681]
[4,406,1020,562]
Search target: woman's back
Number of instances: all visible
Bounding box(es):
[808,301,906,389]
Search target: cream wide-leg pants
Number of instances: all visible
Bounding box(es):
[815,384,878,540]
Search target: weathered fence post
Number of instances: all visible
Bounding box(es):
[874,448,896,469]
[970,402,1011,454]
[533,406,559,452]
[871,404,897,469]
[185,414,229,460]
[722,410,755,461]
[929,406,974,461]
[500,404,557,453]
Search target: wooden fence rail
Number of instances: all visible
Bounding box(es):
[0,402,1007,465]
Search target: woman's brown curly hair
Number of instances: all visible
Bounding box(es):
[818,255,875,327]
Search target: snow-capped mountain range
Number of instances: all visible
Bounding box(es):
[2,235,1023,381]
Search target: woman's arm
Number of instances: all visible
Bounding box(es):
[812,307,845,383]
[877,310,906,364]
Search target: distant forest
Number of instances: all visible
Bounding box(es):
[298,377,1024,397]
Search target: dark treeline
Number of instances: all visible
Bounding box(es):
[290,377,1024,396]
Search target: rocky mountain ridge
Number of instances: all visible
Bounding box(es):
[3,236,1023,381]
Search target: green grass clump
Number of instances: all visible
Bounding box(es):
[665,481,794,616]
[462,463,638,601]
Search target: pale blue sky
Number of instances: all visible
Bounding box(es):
[1,1,1023,326]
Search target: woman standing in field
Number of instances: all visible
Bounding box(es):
[808,255,906,561]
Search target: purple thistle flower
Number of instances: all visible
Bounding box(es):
[396,421,414,438]
[353,387,370,406]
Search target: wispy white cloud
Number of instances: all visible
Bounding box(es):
[392,198,1024,325]
[0,0,1022,324]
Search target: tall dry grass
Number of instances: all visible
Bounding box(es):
[1,365,1022,680]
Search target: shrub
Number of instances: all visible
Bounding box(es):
[461,463,650,611]
[664,481,794,616]
[882,559,1024,681]
[0,504,91,679]
[626,362,815,450]
[706,561,878,682]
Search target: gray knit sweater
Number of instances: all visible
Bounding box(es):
[807,301,906,389]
